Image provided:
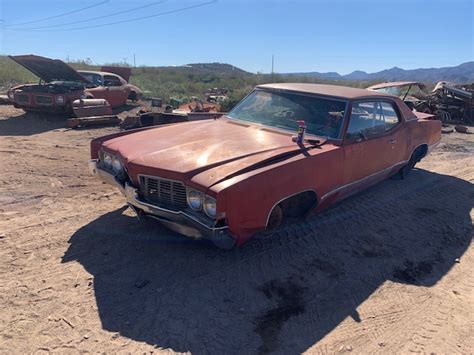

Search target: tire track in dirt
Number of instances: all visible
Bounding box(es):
[97,163,470,353]
[1,110,472,354]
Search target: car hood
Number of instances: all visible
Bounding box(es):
[102,118,316,189]
[9,54,89,84]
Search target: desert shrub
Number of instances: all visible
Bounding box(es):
[0,55,373,101]
[219,88,250,112]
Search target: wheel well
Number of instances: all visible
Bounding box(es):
[415,144,428,161]
[128,91,137,100]
[266,190,318,226]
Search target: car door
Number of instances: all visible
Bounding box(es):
[103,74,128,107]
[378,101,408,165]
[83,73,108,101]
[341,100,406,197]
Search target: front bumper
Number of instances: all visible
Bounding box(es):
[88,160,236,248]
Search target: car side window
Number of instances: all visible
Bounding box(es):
[346,101,385,139]
[380,102,400,131]
[103,75,122,87]
[346,101,400,139]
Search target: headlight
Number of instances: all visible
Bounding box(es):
[112,157,122,174]
[55,95,65,105]
[103,153,112,168]
[203,196,217,218]
[187,190,203,211]
[7,91,14,100]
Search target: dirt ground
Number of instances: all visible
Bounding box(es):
[0,105,472,354]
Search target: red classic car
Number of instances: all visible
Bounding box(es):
[89,84,441,249]
[7,55,142,114]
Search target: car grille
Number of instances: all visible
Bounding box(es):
[36,95,53,105]
[16,94,29,104]
[140,176,187,209]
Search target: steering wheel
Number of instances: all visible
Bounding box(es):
[274,109,295,118]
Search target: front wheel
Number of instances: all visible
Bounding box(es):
[262,205,283,236]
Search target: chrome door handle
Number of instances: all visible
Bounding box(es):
[389,139,397,144]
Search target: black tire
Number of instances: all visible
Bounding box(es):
[399,156,416,179]
[398,147,425,179]
[212,232,237,250]
[128,91,138,102]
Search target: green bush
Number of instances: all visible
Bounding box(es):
[0,55,374,101]
[219,89,250,112]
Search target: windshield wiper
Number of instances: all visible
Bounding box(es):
[304,138,327,147]
[305,138,320,145]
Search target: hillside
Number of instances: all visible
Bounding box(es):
[1,55,471,103]
[0,56,259,100]
[284,62,474,83]
[0,56,371,101]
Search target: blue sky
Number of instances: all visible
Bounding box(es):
[0,0,472,74]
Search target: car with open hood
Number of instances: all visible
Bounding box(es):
[7,55,142,114]
[367,81,432,112]
[89,83,441,249]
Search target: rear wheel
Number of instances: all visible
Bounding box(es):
[128,91,138,102]
[398,146,426,179]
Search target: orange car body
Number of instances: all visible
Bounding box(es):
[7,55,141,113]
[89,84,441,248]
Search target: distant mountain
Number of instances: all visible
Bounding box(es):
[288,71,342,79]
[282,62,474,83]
[183,63,250,75]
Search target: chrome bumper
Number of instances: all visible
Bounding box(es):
[88,160,235,248]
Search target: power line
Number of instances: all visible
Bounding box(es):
[2,0,110,28]
[16,0,168,30]
[7,0,218,32]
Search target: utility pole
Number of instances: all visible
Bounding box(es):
[271,54,274,82]
[133,53,136,67]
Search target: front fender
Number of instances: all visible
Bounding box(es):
[90,127,156,159]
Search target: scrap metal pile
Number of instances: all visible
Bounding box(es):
[430,82,473,123]
[368,81,473,123]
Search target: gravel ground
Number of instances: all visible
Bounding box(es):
[0,105,472,354]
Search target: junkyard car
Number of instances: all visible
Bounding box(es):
[368,81,474,122]
[7,55,142,113]
[89,84,441,248]
[367,81,432,113]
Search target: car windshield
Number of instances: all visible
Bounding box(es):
[373,86,403,96]
[227,90,347,139]
[79,72,103,86]
[373,85,427,100]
